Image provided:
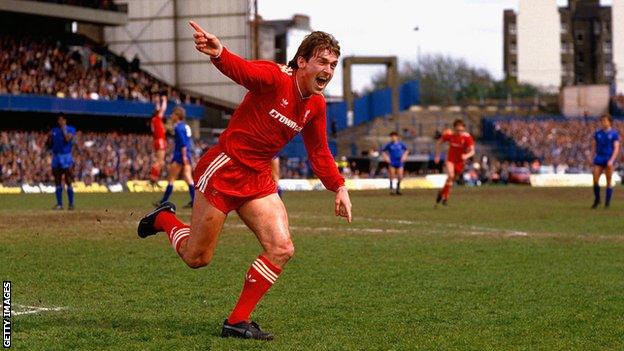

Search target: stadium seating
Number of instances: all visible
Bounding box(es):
[28,0,120,12]
[335,108,477,158]
[0,130,211,186]
[483,116,624,171]
[0,34,199,104]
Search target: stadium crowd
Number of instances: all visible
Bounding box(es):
[494,118,624,172]
[0,130,211,186]
[0,34,197,104]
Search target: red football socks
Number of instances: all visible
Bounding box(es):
[227,255,282,324]
[441,182,452,200]
[155,211,189,253]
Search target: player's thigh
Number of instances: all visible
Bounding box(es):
[182,164,194,183]
[167,162,182,180]
[237,194,292,261]
[185,192,227,259]
[52,168,63,185]
[388,166,396,178]
[64,167,74,185]
[605,165,614,185]
[592,165,604,182]
[155,149,166,163]
[397,167,405,178]
[445,161,456,179]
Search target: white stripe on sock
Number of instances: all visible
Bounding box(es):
[170,228,190,245]
[172,233,190,251]
[254,259,278,281]
[252,262,276,284]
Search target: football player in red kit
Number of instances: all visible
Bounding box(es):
[137,21,352,340]
[434,119,475,206]
[149,95,167,184]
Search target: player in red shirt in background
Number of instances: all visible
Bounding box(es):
[434,119,475,206]
[149,95,167,184]
[137,21,352,340]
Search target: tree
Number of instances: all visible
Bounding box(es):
[370,53,541,105]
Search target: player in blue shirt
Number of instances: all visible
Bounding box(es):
[591,114,620,209]
[48,115,76,210]
[382,131,409,195]
[157,107,196,208]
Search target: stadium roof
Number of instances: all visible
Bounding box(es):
[0,0,127,25]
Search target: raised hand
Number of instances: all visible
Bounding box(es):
[189,20,223,58]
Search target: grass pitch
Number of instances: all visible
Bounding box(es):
[1,187,623,350]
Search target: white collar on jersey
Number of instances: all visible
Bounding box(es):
[295,75,311,100]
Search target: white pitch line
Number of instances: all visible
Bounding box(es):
[287,213,531,237]
[12,305,65,316]
[225,223,405,234]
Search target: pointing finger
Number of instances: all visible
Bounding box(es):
[189,20,208,35]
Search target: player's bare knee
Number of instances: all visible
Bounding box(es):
[269,241,295,263]
[186,254,212,269]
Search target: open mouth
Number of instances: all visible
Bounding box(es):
[315,76,329,88]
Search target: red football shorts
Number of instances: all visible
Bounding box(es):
[447,161,464,175]
[153,138,167,151]
[193,145,277,214]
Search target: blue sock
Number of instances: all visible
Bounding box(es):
[606,187,613,206]
[161,184,174,203]
[67,185,74,206]
[593,184,600,203]
[277,186,283,198]
[188,183,195,203]
[55,185,63,206]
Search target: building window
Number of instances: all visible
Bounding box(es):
[561,42,570,54]
[561,22,568,34]
[575,31,584,44]
[510,44,517,54]
[594,22,601,35]
[604,42,612,54]
[509,23,517,35]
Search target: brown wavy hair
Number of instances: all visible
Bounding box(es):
[287,31,340,69]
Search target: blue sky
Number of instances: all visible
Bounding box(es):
[259,0,612,96]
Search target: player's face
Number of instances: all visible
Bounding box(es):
[454,124,465,134]
[57,117,66,127]
[297,49,338,96]
[600,117,611,129]
[390,134,399,142]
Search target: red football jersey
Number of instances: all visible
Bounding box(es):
[441,131,474,163]
[210,47,344,192]
[151,115,166,140]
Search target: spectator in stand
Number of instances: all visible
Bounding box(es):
[495,118,624,172]
[0,35,203,104]
[0,129,211,186]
